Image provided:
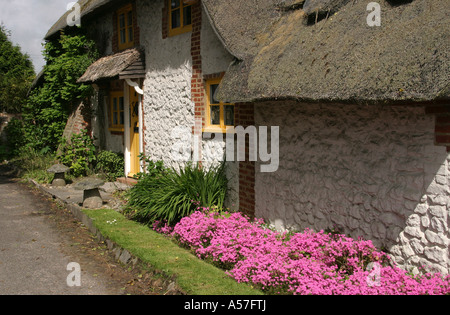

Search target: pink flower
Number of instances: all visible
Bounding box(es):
[153,211,450,295]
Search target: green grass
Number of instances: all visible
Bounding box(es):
[83,208,263,296]
[10,148,56,183]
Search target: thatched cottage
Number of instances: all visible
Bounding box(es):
[45,0,449,275]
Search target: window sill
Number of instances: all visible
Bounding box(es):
[118,42,135,51]
[109,127,125,133]
[202,126,235,134]
[168,25,192,37]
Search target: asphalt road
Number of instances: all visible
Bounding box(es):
[0,171,154,295]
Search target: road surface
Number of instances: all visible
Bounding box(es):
[0,170,154,295]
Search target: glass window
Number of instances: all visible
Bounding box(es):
[210,84,219,104]
[210,106,221,126]
[117,5,134,50]
[183,5,192,27]
[224,105,235,126]
[110,93,125,131]
[169,0,192,36]
[206,78,235,132]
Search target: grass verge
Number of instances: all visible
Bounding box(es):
[83,208,263,296]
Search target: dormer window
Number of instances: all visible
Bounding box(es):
[205,78,235,133]
[168,0,193,36]
[117,4,134,50]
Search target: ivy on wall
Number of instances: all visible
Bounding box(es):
[22,28,98,153]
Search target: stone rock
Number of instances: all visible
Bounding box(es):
[410,239,424,255]
[47,164,70,174]
[47,164,70,187]
[424,247,447,264]
[74,178,105,191]
[83,195,103,209]
[119,250,132,265]
[406,214,421,227]
[74,178,105,209]
[100,182,132,193]
[404,226,424,239]
[425,230,446,246]
[421,216,430,228]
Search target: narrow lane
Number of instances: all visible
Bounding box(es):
[0,168,157,295]
[0,174,124,295]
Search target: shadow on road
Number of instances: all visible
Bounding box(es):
[0,163,17,183]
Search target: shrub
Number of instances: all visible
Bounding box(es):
[3,117,25,157]
[11,147,56,183]
[157,210,450,295]
[58,129,96,177]
[95,150,125,181]
[125,162,228,226]
[22,30,97,152]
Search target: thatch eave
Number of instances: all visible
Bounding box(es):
[77,48,145,84]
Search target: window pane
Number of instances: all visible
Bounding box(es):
[171,9,181,29]
[119,14,125,28]
[171,0,180,9]
[119,97,124,110]
[113,112,118,125]
[120,30,126,44]
[113,98,117,111]
[120,112,125,125]
[127,11,133,26]
[210,84,220,104]
[210,106,220,126]
[224,105,234,126]
[183,5,192,26]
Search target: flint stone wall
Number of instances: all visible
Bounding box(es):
[255,101,450,275]
[137,0,239,209]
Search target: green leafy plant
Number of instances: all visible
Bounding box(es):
[95,150,125,181]
[3,117,25,157]
[10,147,56,183]
[0,25,35,114]
[125,162,228,226]
[58,129,97,177]
[21,28,98,152]
[135,154,166,179]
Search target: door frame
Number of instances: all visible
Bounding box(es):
[124,79,144,177]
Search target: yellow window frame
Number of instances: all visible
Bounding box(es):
[117,4,134,51]
[109,91,125,132]
[168,0,193,37]
[205,78,235,133]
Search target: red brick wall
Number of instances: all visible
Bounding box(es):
[172,0,256,216]
[425,102,450,150]
[62,100,92,141]
[190,1,204,162]
[162,0,169,39]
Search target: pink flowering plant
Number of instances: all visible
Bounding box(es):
[152,209,450,295]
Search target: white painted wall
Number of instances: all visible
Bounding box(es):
[255,101,450,275]
[137,0,239,209]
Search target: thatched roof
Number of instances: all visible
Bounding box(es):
[45,0,119,40]
[46,0,449,103]
[204,0,449,104]
[77,48,145,84]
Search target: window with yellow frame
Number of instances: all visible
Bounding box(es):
[117,4,134,50]
[168,0,193,36]
[205,78,235,133]
[109,91,125,132]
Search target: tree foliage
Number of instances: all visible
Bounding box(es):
[0,25,35,113]
[22,28,98,152]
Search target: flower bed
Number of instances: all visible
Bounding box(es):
[152,210,450,295]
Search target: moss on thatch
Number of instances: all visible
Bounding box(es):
[204,0,449,104]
